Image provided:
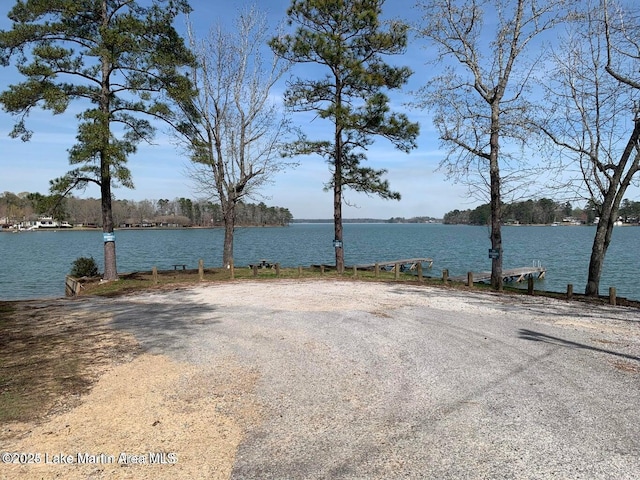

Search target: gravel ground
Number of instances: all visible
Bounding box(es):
[3,279,640,479]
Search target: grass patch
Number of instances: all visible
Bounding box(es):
[78,266,426,296]
[72,265,640,309]
[0,317,86,423]
[0,300,140,435]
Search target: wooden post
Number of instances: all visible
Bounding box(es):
[353,265,358,277]
[275,263,280,277]
[375,263,380,278]
[298,266,303,277]
[320,265,325,275]
[467,272,473,287]
[567,284,573,300]
[417,262,423,282]
[609,287,616,306]
[395,263,400,280]
[527,276,534,295]
[442,269,449,284]
[229,260,235,279]
[252,265,258,277]
[152,266,158,284]
[198,259,204,281]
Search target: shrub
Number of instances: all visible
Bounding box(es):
[70,256,99,278]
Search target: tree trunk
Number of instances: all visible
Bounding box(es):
[222,202,236,268]
[101,156,118,281]
[489,168,503,291]
[585,220,609,296]
[99,0,117,281]
[585,196,618,296]
[585,119,640,296]
[334,164,344,274]
[334,91,344,274]
[334,191,344,273]
[489,116,503,291]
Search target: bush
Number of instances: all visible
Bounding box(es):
[70,256,99,278]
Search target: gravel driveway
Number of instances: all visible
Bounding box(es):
[5,280,640,479]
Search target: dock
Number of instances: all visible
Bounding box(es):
[352,258,433,271]
[450,265,546,284]
[313,258,433,272]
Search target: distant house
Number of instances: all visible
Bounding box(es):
[154,215,191,227]
[36,217,60,228]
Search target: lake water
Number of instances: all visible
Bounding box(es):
[1,223,639,301]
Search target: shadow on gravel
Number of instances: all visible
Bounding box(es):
[518,329,640,362]
[79,290,222,354]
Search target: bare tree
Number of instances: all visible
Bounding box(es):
[603,0,640,90]
[413,0,566,290]
[541,0,640,296]
[174,5,292,267]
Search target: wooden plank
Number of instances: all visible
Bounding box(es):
[65,276,82,297]
[451,266,546,284]
[313,258,434,272]
[351,258,433,270]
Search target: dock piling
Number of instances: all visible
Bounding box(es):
[609,287,616,306]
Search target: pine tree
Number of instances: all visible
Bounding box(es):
[271,0,419,273]
[0,0,194,280]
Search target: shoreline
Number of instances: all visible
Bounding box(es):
[2,273,640,309]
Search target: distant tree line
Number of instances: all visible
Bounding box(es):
[291,216,440,224]
[442,199,623,225]
[0,192,292,228]
[618,200,640,223]
[387,216,440,224]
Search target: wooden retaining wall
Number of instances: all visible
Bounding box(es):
[65,276,82,297]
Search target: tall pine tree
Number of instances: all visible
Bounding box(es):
[0,0,194,280]
[271,0,419,273]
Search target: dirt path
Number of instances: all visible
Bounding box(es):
[0,294,260,480]
[2,280,639,479]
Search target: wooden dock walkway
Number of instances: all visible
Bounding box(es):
[450,266,546,284]
[313,258,433,272]
[352,258,433,271]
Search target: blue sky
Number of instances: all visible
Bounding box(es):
[0,0,617,219]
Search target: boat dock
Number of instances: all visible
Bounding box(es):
[312,258,433,272]
[352,258,433,271]
[309,258,545,285]
[450,265,546,284]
